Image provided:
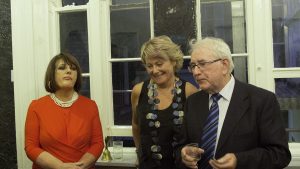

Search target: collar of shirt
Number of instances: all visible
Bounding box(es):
[219,75,235,102]
[209,75,235,102]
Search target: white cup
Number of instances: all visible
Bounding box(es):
[113,140,123,160]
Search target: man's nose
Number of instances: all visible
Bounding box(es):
[192,66,202,75]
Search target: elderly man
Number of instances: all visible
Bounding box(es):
[176,37,291,169]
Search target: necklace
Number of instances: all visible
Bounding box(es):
[146,78,184,165]
[50,92,79,108]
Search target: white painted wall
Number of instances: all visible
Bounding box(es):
[11,0,51,168]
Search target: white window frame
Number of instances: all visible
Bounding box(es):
[246,0,300,165]
[104,0,250,137]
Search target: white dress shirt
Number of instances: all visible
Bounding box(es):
[209,75,235,156]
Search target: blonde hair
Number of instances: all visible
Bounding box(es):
[140,35,184,72]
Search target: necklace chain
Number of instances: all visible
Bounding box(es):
[146,78,184,163]
[50,92,79,108]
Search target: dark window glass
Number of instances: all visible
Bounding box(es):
[62,0,88,6]
[112,61,147,125]
[110,2,150,58]
[81,76,90,98]
[59,12,89,73]
[112,62,147,90]
[272,0,300,68]
[153,0,196,55]
[113,92,132,125]
[275,78,300,142]
[232,56,248,83]
[178,59,198,87]
[201,0,246,53]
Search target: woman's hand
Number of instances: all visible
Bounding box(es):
[59,162,83,169]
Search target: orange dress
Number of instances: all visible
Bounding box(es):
[25,95,104,169]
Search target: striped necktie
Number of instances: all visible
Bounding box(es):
[199,93,222,169]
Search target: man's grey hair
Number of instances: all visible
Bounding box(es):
[189,37,234,73]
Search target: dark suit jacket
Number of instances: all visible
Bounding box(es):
[175,79,291,169]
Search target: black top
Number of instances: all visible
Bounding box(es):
[137,78,187,169]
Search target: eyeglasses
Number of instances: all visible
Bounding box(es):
[188,59,222,72]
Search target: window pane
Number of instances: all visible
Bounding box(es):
[113,92,132,125]
[62,0,88,6]
[112,62,147,90]
[275,78,300,142]
[110,2,150,58]
[59,12,89,73]
[272,0,300,68]
[112,61,146,125]
[232,56,248,83]
[153,0,196,55]
[178,59,198,88]
[81,76,90,98]
[201,0,246,53]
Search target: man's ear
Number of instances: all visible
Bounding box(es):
[222,58,230,74]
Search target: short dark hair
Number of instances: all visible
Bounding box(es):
[44,53,82,93]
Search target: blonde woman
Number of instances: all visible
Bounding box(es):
[131,36,198,169]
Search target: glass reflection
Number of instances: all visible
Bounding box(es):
[60,12,89,73]
[272,0,300,68]
[275,78,300,142]
[153,0,196,55]
[201,0,246,53]
[110,2,150,58]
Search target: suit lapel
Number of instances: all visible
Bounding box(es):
[197,92,210,138]
[216,80,250,152]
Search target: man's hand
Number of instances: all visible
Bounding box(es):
[209,153,237,169]
[181,145,204,169]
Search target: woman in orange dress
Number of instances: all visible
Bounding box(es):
[25,53,104,169]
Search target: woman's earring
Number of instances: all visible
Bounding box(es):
[48,81,52,90]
